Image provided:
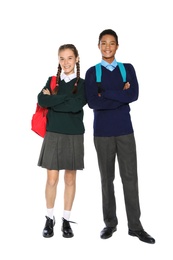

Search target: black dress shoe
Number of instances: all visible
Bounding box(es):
[128,229,155,244]
[43,216,55,238]
[61,218,76,238]
[100,226,117,239]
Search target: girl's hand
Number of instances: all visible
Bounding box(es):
[42,88,51,95]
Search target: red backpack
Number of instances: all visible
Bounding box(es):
[31,76,57,138]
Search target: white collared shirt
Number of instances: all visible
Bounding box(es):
[61,72,76,83]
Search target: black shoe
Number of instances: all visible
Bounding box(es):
[100,226,117,239]
[128,229,155,244]
[42,216,55,238]
[61,218,76,238]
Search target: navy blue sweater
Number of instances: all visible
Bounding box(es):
[84,63,139,137]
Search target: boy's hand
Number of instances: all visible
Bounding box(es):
[123,82,130,90]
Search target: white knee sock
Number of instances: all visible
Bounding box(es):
[47,208,54,219]
[63,210,71,221]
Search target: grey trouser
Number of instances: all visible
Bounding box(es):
[94,133,143,230]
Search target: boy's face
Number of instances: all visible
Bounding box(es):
[98,34,119,63]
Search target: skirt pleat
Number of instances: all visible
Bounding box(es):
[38,132,84,170]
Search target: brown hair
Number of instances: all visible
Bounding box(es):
[52,44,80,95]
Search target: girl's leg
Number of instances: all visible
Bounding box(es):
[62,170,76,238]
[43,170,59,238]
[64,170,76,212]
[45,169,59,209]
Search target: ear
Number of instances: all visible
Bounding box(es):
[76,56,79,63]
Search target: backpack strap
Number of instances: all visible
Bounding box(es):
[95,62,126,83]
[117,62,126,82]
[50,76,57,90]
[95,63,102,83]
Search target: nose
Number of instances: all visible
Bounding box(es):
[105,44,110,49]
[64,59,68,65]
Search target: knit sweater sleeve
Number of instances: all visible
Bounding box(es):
[52,79,87,113]
[102,64,139,103]
[85,67,124,110]
[37,77,67,108]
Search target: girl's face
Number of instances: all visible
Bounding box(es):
[58,49,78,75]
[98,34,119,63]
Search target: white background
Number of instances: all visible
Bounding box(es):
[0,0,173,259]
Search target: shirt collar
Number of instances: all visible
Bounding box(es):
[61,72,76,83]
[101,59,117,70]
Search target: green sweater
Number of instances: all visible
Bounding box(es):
[37,77,87,135]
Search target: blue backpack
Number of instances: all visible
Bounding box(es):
[95,62,126,83]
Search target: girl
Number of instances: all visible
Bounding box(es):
[37,44,86,238]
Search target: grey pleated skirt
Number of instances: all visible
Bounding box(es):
[38,132,84,170]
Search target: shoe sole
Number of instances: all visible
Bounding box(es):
[43,233,54,238]
[100,234,113,239]
[128,231,155,244]
[62,234,74,238]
